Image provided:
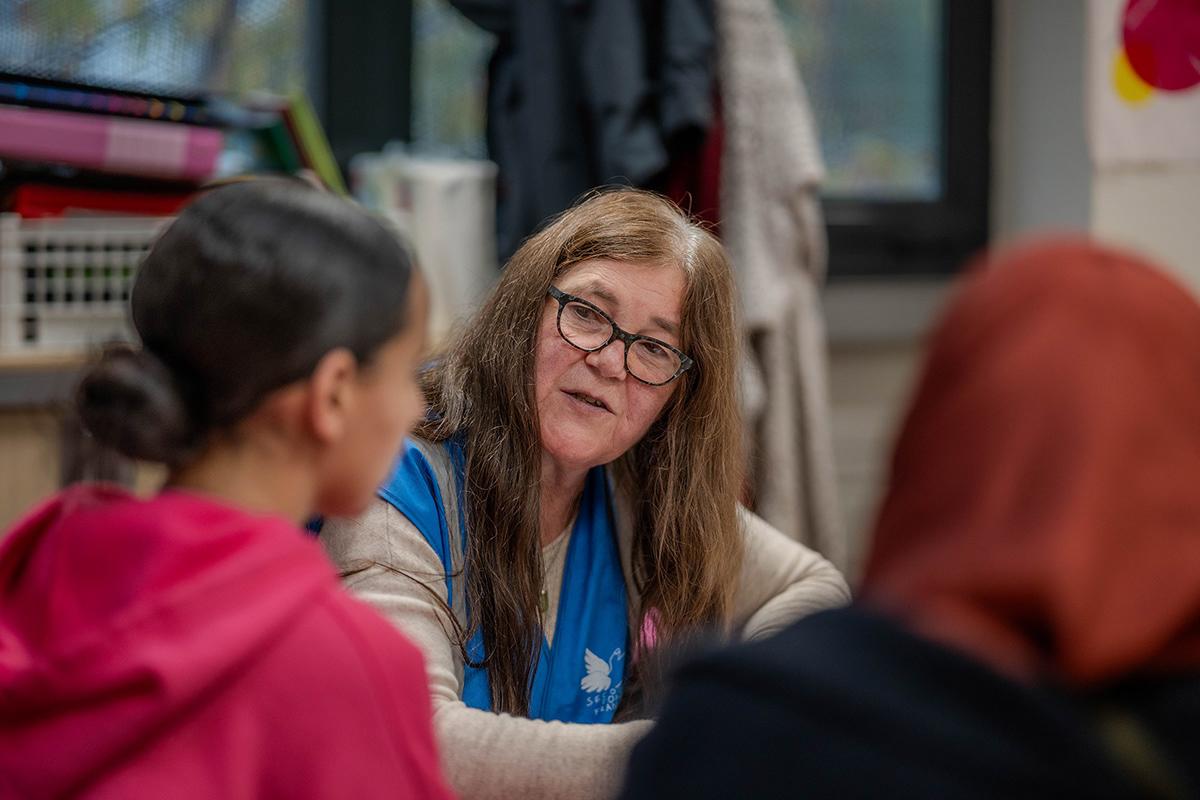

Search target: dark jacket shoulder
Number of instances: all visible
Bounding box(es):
[622,607,1199,799]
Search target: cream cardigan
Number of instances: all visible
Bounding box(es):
[321,445,849,800]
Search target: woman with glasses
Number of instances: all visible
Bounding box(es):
[321,188,849,800]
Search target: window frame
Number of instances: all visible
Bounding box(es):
[823,1,993,278]
[316,0,414,172]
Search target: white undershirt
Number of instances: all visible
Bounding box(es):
[540,519,574,645]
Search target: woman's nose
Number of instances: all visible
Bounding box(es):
[585,340,627,379]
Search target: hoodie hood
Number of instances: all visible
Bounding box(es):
[863,238,1200,686]
[0,484,334,798]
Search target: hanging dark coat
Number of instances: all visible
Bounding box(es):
[450,0,715,261]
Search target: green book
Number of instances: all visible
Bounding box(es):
[262,117,303,173]
[284,92,347,195]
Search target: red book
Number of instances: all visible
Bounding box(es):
[0,105,223,182]
[6,183,193,218]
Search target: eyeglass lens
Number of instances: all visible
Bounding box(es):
[558,301,681,384]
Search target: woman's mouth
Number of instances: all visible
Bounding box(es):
[564,390,611,413]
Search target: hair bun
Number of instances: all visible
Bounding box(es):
[76,346,200,466]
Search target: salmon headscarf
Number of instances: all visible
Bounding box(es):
[863,238,1200,687]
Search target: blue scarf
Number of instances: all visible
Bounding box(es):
[379,438,629,723]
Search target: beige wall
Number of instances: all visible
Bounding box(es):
[1092,166,1200,292]
[823,0,1200,586]
[821,277,952,582]
[0,410,62,531]
[827,340,923,581]
[0,407,165,533]
[824,0,1092,585]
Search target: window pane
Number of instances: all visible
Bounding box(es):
[411,0,494,159]
[776,0,943,200]
[0,0,309,98]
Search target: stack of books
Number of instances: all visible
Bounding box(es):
[0,72,345,218]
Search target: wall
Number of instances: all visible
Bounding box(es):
[825,336,923,580]
[823,0,1095,584]
[826,0,1200,585]
[991,0,1092,239]
[823,281,944,580]
[1092,167,1200,292]
[0,409,62,530]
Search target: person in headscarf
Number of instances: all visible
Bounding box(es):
[619,237,1200,799]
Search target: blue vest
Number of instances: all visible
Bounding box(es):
[379,438,629,723]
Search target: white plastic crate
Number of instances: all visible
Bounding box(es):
[352,151,499,345]
[0,213,172,356]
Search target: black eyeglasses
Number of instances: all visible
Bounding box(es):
[547,286,693,386]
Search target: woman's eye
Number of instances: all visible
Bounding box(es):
[641,342,666,357]
[571,304,601,322]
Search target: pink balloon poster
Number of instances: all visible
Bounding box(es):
[1089,0,1200,166]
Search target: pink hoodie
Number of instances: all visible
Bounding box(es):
[0,484,454,799]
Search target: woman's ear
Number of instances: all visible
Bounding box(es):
[306,348,360,444]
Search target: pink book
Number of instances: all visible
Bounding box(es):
[0,105,223,181]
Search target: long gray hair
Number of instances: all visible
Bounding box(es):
[418,188,744,715]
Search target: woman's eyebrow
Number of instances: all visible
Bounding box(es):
[651,317,679,337]
[576,280,620,307]
[576,279,679,336]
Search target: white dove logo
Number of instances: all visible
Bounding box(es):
[580,647,624,693]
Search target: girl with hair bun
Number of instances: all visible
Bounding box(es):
[0,180,453,799]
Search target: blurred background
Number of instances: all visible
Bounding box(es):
[0,0,1195,584]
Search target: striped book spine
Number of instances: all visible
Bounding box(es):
[0,105,222,182]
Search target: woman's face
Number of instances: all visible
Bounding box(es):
[318,274,429,516]
[534,258,685,477]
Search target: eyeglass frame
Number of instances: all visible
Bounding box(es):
[547,285,694,386]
